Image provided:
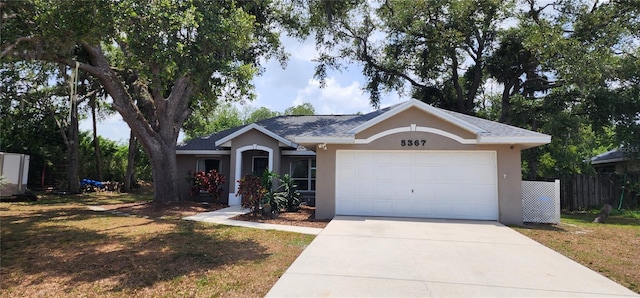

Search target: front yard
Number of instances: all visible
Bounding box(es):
[4,192,640,296]
[513,210,640,293]
[0,193,313,297]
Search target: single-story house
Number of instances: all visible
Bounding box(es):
[176,99,551,225]
[591,148,640,173]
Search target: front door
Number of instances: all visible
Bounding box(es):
[253,156,269,175]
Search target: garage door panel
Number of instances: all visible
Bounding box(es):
[429,186,496,208]
[336,150,498,220]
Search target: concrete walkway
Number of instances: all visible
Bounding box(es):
[267,216,638,297]
[183,205,324,235]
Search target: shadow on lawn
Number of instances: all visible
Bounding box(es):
[0,206,269,292]
[518,223,568,232]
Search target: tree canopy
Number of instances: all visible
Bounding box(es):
[182,102,317,140]
[2,0,290,202]
[300,0,639,178]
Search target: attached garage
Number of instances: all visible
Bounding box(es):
[335,150,498,220]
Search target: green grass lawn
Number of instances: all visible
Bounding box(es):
[513,209,640,293]
[0,193,313,297]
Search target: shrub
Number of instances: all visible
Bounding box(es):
[188,170,226,201]
[237,171,303,215]
[276,174,302,212]
[237,173,266,213]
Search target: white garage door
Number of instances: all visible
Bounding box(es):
[335,150,498,220]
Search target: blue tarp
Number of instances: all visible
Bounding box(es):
[81,179,104,188]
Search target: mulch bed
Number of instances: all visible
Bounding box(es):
[231,205,330,228]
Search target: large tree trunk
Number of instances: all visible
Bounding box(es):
[449,52,467,113]
[498,80,514,124]
[144,140,181,202]
[72,44,192,203]
[123,130,137,192]
[90,96,103,181]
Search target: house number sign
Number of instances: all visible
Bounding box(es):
[400,139,427,147]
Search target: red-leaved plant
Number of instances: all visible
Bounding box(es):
[188,170,226,201]
[236,173,267,213]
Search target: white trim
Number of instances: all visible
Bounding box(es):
[294,136,354,144]
[353,125,477,145]
[215,123,296,148]
[353,127,409,144]
[348,99,486,135]
[281,150,317,156]
[230,144,273,206]
[416,127,477,144]
[176,150,230,155]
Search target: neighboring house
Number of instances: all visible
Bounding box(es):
[591,148,640,173]
[176,99,551,225]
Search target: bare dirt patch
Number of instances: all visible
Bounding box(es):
[100,201,228,219]
[232,205,330,228]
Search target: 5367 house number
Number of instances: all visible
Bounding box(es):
[401,139,426,147]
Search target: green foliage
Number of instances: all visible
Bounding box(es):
[183,102,317,139]
[274,174,302,212]
[284,103,315,116]
[2,0,291,202]
[245,107,281,123]
[183,103,244,140]
[0,62,68,187]
[236,171,302,215]
[304,0,515,112]
[77,133,151,183]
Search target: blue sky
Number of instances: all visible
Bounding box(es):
[80,36,401,144]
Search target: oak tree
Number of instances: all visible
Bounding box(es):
[2,0,287,202]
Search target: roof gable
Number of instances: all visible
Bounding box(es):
[348,100,486,135]
[214,123,296,148]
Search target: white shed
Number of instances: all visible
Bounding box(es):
[0,152,30,197]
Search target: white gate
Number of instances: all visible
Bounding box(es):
[522,180,560,224]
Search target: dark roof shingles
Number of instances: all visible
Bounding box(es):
[177,103,546,151]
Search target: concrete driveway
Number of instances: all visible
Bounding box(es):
[267,216,638,297]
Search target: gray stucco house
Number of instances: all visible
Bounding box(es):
[176,99,551,225]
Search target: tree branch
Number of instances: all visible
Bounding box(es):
[1,36,35,58]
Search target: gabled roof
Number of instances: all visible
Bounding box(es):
[214,123,296,148]
[348,100,486,134]
[176,99,551,152]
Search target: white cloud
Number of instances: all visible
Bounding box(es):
[79,113,131,145]
[293,77,374,115]
[281,35,318,61]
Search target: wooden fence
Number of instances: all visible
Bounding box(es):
[561,173,640,210]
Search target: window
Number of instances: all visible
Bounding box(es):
[196,159,220,173]
[253,157,269,175]
[290,159,316,191]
